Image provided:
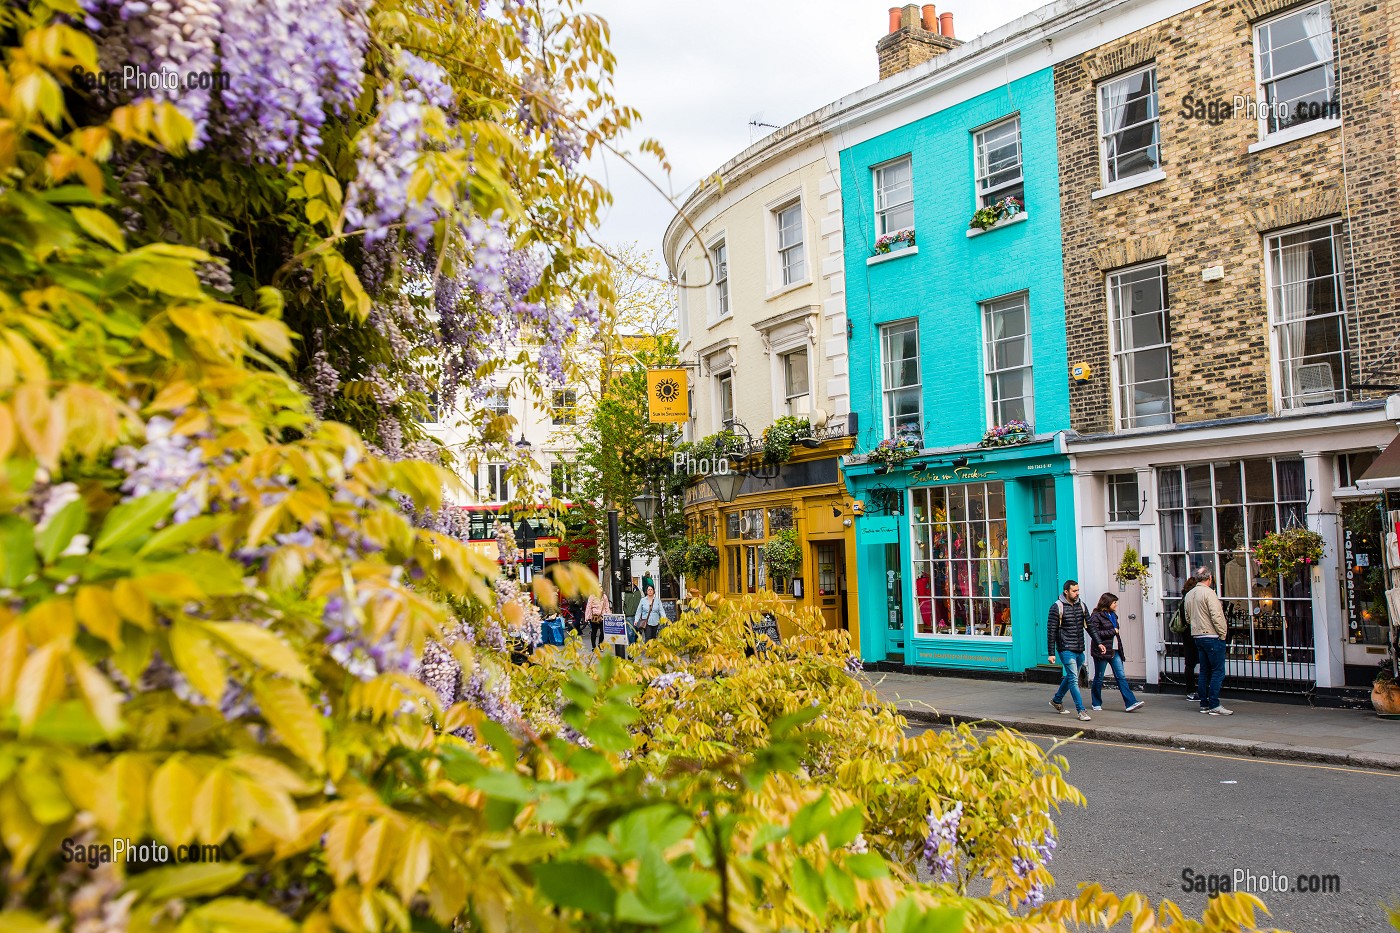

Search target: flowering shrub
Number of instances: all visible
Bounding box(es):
[1253,526,1325,579]
[980,419,1035,447]
[867,437,920,467]
[0,5,1276,932]
[762,415,813,464]
[764,528,803,579]
[969,196,1025,231]
[874,228,916,254]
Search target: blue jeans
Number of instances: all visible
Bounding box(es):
[1052,649,1086,711]
[1195,636,1228,709]
[1092,652,1139,708]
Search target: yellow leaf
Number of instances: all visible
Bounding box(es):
[394,826,431,902]
[354,818,390,889]
[14,642,65,733]
[204,622,309,682]
[75,586,122,647]
[192,767,235,844]
[71,206,126,250]
[246,504,282,548]
[0,622,27,706]
[237,776,298,840]
[168,620,227,705]
[149,756,199,845]
[112,579,154,628]
[323,812,365,885]
[69,655,122,736]
[0,405,14,462]
[252,679,325,773]
[184,898,296,932]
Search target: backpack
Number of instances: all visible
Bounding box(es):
[1170,597,1190,634]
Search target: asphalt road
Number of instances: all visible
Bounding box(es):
[912,726,1398,933]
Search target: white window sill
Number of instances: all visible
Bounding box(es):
[867,246,918,266]
[1248,119,1340,154]
[765,278,811,302]
[706,315,732,331]
[966,212,1028,238]
[1275,397,1352,417]
[1092,168,1166,200]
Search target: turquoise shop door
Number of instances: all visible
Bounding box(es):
[1029,531,1058,663]
[883,542,905,659]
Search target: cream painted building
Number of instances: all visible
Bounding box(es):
[665,116,850,439]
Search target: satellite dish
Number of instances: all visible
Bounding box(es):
[811,408,830,429]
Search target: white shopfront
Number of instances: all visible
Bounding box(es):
[1067,402,1394,691]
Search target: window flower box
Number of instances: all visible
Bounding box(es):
[873,229,916,255]
[867,437,919,467]
[979,420,1034,448]
[968,196,1023,232]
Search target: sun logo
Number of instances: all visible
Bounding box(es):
[654,378,681,403]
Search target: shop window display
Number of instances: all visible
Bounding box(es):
[909,483,1011,637]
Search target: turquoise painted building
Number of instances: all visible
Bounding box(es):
[839,66,1078,673]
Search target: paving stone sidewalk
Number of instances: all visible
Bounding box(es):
[869,671,1400,771]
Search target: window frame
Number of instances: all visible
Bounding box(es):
[1106,472,1141,524]
[1253,1,1337,139]
[1264,219,1350,411]
[478,462,510,504]
[775,201,806,287]
[781,346,811,416]
[715,371,735,431]
[981,292,1035,429]
[879,319,923,444]
[873,155,914,237]
[550,387,578,425]
[1107,261,1174,430]
[1096,64,1161,186]
[973,116,1024,210]
[709,239,729,321]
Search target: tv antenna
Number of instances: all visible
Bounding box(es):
[748,111,779,142]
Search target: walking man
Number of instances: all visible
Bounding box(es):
[1047,579,1092,721]
[1184,566,1233,715]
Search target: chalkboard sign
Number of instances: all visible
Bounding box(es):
[602,614,628,646]
[660,599,679,622]
[750,612,781,649]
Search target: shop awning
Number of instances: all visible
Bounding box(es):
[1358,436,1400,490]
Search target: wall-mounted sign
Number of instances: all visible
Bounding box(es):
[908,465,999,484]
[646,368,689,422]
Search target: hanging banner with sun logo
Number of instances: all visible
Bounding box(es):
[646,368,689,423]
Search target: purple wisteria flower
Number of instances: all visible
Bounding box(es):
[111,416,206,523]
[922,801,963,883]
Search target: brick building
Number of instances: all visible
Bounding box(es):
[1055,0,1400,690]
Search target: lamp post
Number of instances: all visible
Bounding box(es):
[514,517,536,583]
[632,486,676,596]
[606,507,621,613]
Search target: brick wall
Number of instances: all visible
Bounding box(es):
[1055,0,1400,435]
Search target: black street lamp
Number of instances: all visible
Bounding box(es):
[632,491,660,522]
[705,470,745,503]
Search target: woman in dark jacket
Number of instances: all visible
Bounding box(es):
[1089,593,1145,712]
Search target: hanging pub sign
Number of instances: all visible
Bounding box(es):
[646,368,689,422]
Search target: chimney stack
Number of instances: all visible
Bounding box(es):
[877,3,961,81]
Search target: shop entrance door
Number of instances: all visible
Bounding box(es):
[1030,531,1058,664]
[1105,530,1146,678]
[815,541,845,632]
[883,541,905,659]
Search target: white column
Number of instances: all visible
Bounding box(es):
[1136,465,1162,685]
[1303,451,1343,688]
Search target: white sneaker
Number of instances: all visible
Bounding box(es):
[1091,705,1103,711]
[1126,701,1145,712]
[1206,705,1234,716]
[1077,710,1091,721]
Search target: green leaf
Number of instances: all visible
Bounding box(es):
[533,861,617,915]
[886,899,964,933]
[844,852,890,880]
[125,862,249,901]
[93,492,176,553]
[770,703,822,739]
[36,498,86,563]
[823,862,858,912]
[0,517,37,588]
[183,898,296,931]
[824,805,864,849]
[136,514,229,557]
[789,792,831,847]
[791,857,827,916]
[634,848,690,919]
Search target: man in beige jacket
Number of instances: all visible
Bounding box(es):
[1183,566,1233,715]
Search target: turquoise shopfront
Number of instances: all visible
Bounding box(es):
[846,441,1076,673]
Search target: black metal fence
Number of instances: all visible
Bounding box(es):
[1158,602,1317,695]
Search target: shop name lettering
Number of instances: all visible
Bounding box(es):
[909,466,998,483]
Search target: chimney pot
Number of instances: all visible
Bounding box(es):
[939,11,955,37]
[921,5,937,31]
[887,7,900,33]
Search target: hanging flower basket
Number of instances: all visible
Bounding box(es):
[1113,546,1151,585]
[1252,527,1324,579]
[764,528,802,579]
[969,196,1024,231]
[867,437,919,466]
[979,420,1034,448]
[873,229,916,255]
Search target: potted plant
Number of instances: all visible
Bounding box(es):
[979,419,1034,448]
[969,196,1024,232]
[1373,658,1400,718]
[873,229,916,255]
[1252,526,1325,579]
[764,528,802,580]
[1113,546,1151,586]
[761,415,812,465]
[867,437,919,467]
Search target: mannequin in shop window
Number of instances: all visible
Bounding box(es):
[915,569,933,634]
[988,526,1008,598]
[1224,536,1250,631]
